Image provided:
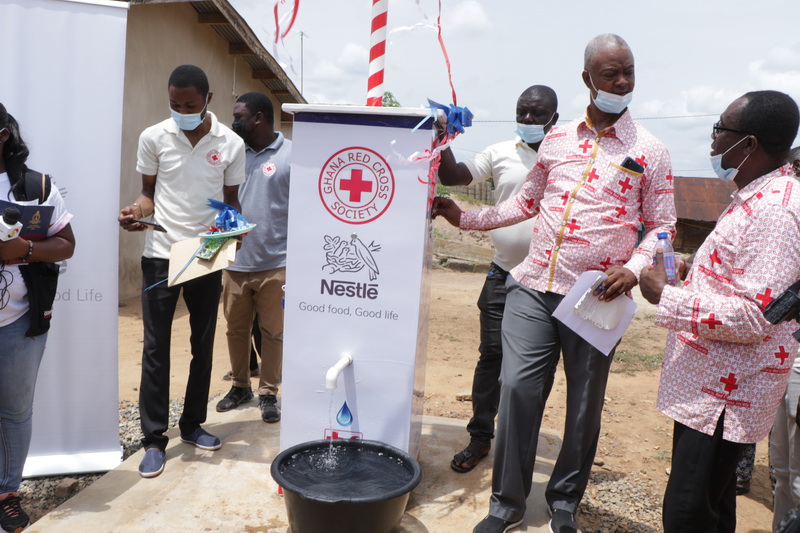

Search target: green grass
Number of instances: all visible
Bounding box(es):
[453,192,487,206]
[611,349,662,374]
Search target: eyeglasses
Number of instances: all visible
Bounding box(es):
[712,120,751,139]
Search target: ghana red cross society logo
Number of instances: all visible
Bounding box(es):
[206,150,222,166]
[319,146,394,225]
[261,161,277,177]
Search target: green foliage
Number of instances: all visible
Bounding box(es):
[382,91,401,107]
[436,184,451,196]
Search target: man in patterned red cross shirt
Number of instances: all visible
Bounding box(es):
[433,34,676,533]
[641,90,800,533]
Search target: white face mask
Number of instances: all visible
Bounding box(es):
[710,135,750,182]
[169,95,209,131]
[588,75,633,115]
[514,113,555,144]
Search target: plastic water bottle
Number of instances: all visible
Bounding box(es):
[653,231,677,286]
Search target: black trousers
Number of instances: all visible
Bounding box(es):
[663,411,746,533]
[139,257,222,450]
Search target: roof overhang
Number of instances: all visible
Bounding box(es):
[127,0,305,119]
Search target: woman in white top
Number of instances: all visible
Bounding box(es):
[0,103,75,533]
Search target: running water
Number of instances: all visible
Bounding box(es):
[326,392,337,467]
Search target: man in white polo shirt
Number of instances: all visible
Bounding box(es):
[119,64,245,478]
[436,85,559,474]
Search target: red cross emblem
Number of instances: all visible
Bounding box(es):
[206,149,222,166]
[756,288,774,308]
[701,313,722,329]
[618,176,633,194]
[665,173,673,183]
[720,373,739,393]
[587,168,600,182]
[600,257,613,270]
[709,249,722,266]
[525,197,536,209]
[775,346,790,365]
[561,191,570,205]
[615,205,627,217]
[339,169,373,202]
[545,249,552,259]
[579,140,592,153]
[565,218,581,234]
[635,155,647,168]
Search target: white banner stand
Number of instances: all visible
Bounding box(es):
[281,105,435,457]
[0,0,128,476]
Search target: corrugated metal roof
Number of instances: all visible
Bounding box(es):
[673,176,736,222]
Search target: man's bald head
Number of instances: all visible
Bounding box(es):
[519,85,558,112]
[584,34,632,70]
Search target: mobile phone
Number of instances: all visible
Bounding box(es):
[130,219,167,233]
[621,156,645,174]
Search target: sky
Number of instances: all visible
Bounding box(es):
[231,0,800,178]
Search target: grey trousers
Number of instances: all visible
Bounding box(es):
[489,277,615,521]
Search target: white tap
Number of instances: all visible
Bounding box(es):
[325,353,353,390]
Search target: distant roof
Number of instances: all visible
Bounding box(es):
[673,176,736,222]
[127,0,305,116]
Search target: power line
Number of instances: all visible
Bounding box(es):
[473,113,719,124]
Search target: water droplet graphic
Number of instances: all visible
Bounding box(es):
[336,401,353,426]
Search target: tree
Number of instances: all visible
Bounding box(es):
[382,91,401,107]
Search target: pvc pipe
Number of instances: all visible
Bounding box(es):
[325,353,353,390]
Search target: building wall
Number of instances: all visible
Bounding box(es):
[119,2,288,298]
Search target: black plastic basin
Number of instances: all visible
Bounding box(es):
[271,439,422,533]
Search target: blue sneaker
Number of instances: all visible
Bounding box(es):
[138,447,166,478]
[180,427,222,451]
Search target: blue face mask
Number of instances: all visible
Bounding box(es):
[589,75,633,115]
[710,136,750,182]
[514,113,555,144]
[170,96,209,131]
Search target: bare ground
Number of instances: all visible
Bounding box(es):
[110,214,774,532]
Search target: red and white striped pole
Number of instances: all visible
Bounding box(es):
[366,0,388,106]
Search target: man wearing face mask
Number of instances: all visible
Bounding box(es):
[118,64,245,478]
[215,92,290,424]
[436,85,559,475]
[640,90,800,533]
[432,34,675,533]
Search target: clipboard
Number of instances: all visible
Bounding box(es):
[167,237,236,286]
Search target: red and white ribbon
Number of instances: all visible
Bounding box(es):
[366,0,388,106]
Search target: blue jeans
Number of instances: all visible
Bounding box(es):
[0,313,47,494]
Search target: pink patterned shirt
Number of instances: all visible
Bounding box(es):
[460,110,676,295]
[656,166,800,443]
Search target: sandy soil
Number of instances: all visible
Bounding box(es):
[116,216,775,532]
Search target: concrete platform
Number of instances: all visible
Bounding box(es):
[28,403,561,532]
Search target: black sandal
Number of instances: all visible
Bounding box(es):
[450,444,489,473]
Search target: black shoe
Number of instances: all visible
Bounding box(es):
[473,515,522,533]
[549,509,577,533]
[0,494,30,533]
[216,386,254,412]
[259,394,281,423]
[735,479,751,495]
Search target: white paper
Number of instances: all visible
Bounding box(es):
[552,271,637,356]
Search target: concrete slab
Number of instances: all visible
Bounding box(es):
[28,404,561,533]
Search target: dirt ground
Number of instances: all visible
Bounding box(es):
[116,216,775,532]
